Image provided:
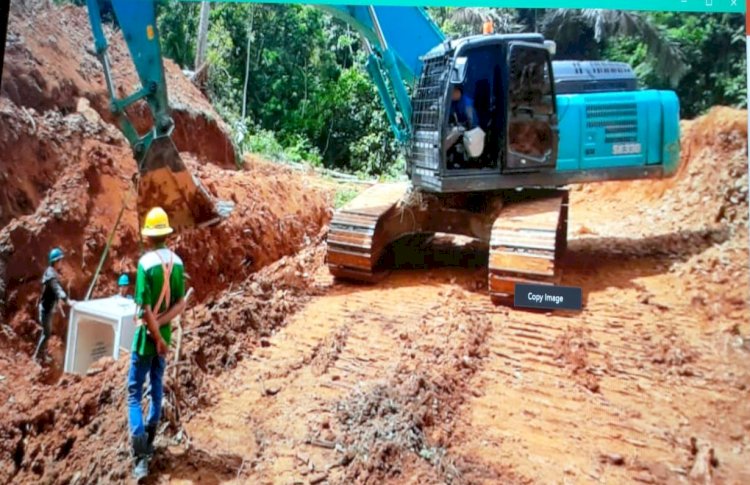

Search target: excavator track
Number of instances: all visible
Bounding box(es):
[327,184,569,306]
[488,190,569,303]
[326,183,411,282]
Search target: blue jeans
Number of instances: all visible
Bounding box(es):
[127,352,166,437]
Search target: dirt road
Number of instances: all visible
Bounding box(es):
[171,191,750,484]
[171,258,749,484]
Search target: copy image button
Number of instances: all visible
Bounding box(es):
[514,284,583,311]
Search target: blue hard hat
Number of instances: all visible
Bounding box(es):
[48,247,64,264]
[118,274,130,286]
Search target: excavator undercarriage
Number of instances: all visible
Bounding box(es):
[326,183,569,303]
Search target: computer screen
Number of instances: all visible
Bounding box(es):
[0,1,747,483]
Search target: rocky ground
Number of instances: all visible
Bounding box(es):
[1,2,749,485]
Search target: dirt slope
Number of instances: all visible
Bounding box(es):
[0,2,332,347]
[2,1,236,168]
[0,6,332,481]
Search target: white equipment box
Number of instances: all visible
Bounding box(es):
[64,296,137,375]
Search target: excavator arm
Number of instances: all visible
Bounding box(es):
[85,1,445,153]
[84,2,444,228]
[86,0,231,231]
[320,6,444,141]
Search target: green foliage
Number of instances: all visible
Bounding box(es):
[151,5,745,175]
[333,186,360,209]
[236,126,323,166]
[157,1,199,68]
[603,13,746,117]
[156,3,402,176]
[241,128,286,161]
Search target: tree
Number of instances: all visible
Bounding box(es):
[157,1,198,68]
[448,8,522,35]
[195,2,211,74]
[542,9,687,86]
[241,5,255,122]
[604,12,746,117]
[427,7,521,38]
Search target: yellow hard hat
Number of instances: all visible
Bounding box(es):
[141,207,174,237]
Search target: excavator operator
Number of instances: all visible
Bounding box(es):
[446,84,480,168]
[450,84,479,129]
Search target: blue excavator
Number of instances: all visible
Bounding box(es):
[85,1,680,302]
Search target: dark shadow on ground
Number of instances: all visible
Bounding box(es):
[145,445,244,484]
[328,226,728,301]
[562,226,728,294]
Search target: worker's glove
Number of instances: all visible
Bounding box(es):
[68,299,78,307]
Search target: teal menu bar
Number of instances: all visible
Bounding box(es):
[189,0,745,14]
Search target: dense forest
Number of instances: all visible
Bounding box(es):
[62,2,748,176]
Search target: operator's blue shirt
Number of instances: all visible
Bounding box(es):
[450,95,479,129]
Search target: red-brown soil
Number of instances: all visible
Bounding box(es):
[1,3,749,485]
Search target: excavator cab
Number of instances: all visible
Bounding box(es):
[409,33,559,192]
[328,33,568,299]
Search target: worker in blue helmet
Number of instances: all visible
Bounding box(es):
[34,247,76,363]
[118,274,133,299]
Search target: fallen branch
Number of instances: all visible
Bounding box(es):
[172,320,183,380]
[308,438,337,449]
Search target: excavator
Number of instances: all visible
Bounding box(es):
[85,1,680,303]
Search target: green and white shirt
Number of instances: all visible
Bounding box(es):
[133,245,185,356]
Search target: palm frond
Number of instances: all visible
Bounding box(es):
[542,9,687,86]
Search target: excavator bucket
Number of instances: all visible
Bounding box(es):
[136,135,232,231]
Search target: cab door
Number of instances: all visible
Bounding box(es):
[504,42,559,173]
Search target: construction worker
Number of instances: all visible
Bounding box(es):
[446,84,480,169]
[34,247,75,363]
[450,84,479,130]
[118,273,133,299]
[127,207,186,481]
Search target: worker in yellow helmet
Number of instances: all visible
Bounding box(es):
[127,207,187,481]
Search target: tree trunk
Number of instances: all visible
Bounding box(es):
[242,7,256,121]
[195,2,211,71]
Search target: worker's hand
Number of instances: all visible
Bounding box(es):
[67,299,78,307]
[156,338,169,356]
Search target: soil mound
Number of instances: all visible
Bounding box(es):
[2,2,236,166]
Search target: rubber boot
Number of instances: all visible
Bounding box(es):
[145,424,157,457]
[132,434,150,481]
